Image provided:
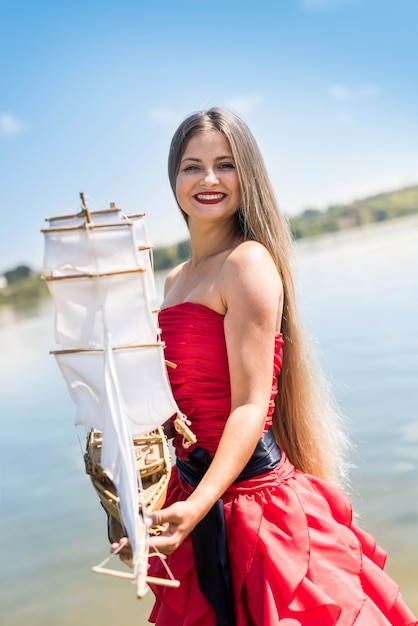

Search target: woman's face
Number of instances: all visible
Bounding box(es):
[175,131,241,225]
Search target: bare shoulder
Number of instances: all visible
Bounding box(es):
[228,240,276,266]
[223,241,280,285]
[164,261,187,297]
[221,241,283,314]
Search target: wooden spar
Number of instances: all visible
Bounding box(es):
[91,553,180,591]
[145,576,180,589]
[41,223,153,236]
[125,212,146,219]
[44,201,145,226]
[79,191,92,224]
[45,211,84,222]
[42,267,147,282]
[46,208,123,223]
[41,221,136,233]
[79,191,87,209]
[50,341,166,356]
[91,565,180,588]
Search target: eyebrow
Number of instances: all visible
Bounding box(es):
[180,155,234,164]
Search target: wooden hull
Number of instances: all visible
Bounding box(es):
[84,426,171,536]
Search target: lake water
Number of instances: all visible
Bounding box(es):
[1,216,417,624]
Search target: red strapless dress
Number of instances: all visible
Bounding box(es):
[148,302,417,626]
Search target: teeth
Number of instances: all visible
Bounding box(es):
[196,193,225,200]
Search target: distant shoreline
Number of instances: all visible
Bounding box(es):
[1,184,417,308]
[151,185,418,271]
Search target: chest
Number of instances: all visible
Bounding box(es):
[163,260,226,312]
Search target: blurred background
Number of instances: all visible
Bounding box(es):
[1,0,417,270]
[1,0,417,623]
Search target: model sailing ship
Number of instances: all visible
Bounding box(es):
[42,193,196,597]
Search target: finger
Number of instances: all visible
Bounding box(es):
[149,510,167,526]
[148,534,177,555]
[110,537,130,555]
[149,504,180,526]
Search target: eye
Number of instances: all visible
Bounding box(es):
[218,162,235,170]
[183,164,200,172]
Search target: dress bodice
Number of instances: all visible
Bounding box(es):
[150,303,417,626]
[159,301,284,459]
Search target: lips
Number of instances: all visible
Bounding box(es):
[194,193,226,204]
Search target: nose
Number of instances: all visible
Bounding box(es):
[200,168,219,186]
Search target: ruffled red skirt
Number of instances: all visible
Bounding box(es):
[148,454,417,626]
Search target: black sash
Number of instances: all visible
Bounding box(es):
[176,428,281,626]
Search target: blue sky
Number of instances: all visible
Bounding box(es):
[1,0,417,273]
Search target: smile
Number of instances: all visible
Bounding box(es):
[194,193,226,204]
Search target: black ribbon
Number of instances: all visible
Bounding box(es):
[176,428,281,626]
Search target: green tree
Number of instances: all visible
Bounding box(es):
[4,265,32,284]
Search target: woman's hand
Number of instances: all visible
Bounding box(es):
[110,536,132,558]
[148,500,199,555]
[109,500,198,559]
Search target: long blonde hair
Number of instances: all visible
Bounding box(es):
[168,107,348,485]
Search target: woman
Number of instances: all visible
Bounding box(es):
[113,107,417,625]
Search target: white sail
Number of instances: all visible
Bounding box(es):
[45,269,158,348]
[124,214,156,301]
[43,222,142,277]
[53,343,179,436]
[125,212,152,248]
[101,336,142,583]
[43,213,156,300]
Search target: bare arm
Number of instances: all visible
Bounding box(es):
[149,242,282,553]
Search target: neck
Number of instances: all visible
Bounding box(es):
[187,219,241,266]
